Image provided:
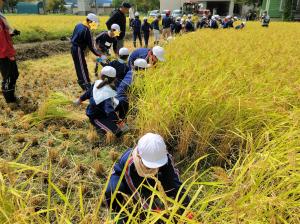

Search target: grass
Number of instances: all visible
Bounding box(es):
[0,22,299,223]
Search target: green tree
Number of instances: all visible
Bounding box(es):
[46,0,66,13]
[112,0,159,12]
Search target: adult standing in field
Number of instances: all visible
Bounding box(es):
[71,13,103,91]
[106,2,131,52]
[151,15,161,45]
[105,133,192,222]
[0,0,21,105]
[162,10,172,39]
[128,5,135,30]
[127,46,165,69]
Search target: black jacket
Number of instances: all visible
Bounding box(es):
[95,31,117,54]
[106,9,126,40]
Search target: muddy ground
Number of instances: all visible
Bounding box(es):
[15,33,134,61]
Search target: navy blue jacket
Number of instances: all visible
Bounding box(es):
[141,21,152,34]
[185,21,195,32]
[108,60,130,88]
[173,21,182,33]
[80,84,118,121]
[116,70,133,102]
[128,48,150,69]
[95,31,118,54]
[162,16,172,29]
[131,18,142,33]
[112,148,191,210]
[151,19,160,30]
[71,23,101,56]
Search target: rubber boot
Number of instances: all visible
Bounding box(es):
[139,40,143,47]
[133,41,136,48]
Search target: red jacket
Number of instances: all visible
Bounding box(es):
[0,17,16,58]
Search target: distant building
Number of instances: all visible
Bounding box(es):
[261,0,300,20]
[16,2,44,14]
[160,0,237,16]
[76,0,112,15]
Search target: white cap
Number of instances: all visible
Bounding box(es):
[101,66,116,78]
[135,12,139,17]
[226,15,231,19]
[119,47,129,56]
[134,59,149,69]
[188,14,192,18]
[87,13,99,24]
[111,23,120,32]
[211,16,215,20]
[137,133,168,169]
[176,17,181,21]
[152,46,165,62]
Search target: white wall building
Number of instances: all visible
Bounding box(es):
[160,0,237,16]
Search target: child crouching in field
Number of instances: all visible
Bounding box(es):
[75,66,128,138]
[105,133,193,223]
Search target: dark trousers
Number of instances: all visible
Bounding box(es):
[116,100,129,120]
[71,46,91,90]
[143,32,150,48]
[0,58,19,103]
[133,31,142,47]
[105,174,131,212]
[89,116,121,137]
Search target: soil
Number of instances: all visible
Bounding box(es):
[15,33,133,61]
[15,40,71,61]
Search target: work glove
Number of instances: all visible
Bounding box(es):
[12,29,21,36]
[73,98,82,106]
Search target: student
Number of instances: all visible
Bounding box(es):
[235,22,246,30]
[131,12,142,48]
[151,15,161,45]
[115,58,148,120]
[0,1,21,105]
[141,17,152,48]
[185,14,195,32]
[96,23,120,56]
[197,16,208,29]
[94,24,121,76]
[71,13,102,90]
[162,10,172,39]
[106,2,131,51]
[75,66,127,138]
[108,47,130,89]
[173,17,183,34]
[261,11,270,27]
[127,46,165,69]
[105,133,192,221]
[209,16,219,29]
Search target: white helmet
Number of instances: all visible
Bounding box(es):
[101,66,116,78]
[111,23,120,32]
[119,47,130,56]
[137,133,168,169]
[135,12,140,17]
[152,46,165,62]
[134,59,149,69]
[87,13,99,24]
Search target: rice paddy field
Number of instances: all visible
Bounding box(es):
[6,15,110,43]
[0,21,300,223]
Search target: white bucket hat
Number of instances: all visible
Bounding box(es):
[134,59,149,69]
[152,46,165,62]
[137,133,168,169]
[119,47,130,56]
[111,23,120,32]
[87,13,99,24]
[101,66,116,78]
